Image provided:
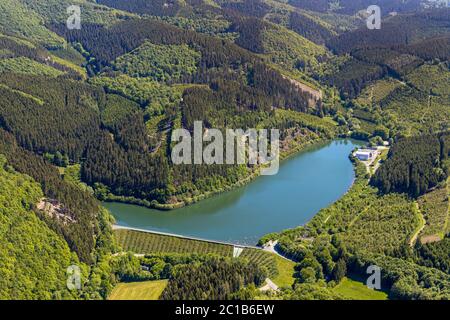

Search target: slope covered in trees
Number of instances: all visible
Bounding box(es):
[161,257,266,300]
[0,9,335,211]
[262,162,450,300]
[288,0,423,15]
[111,42,201,82]
[0,0,448,301]
[0,155,76,299]
[328,9,450,54]
[322,9,450,102]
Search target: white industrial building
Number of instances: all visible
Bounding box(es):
[354,150,374,161]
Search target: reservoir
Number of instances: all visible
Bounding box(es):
[104,139,362,245]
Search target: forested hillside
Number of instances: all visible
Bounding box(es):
[0,155,76,299]
[262,161,450,300]
[0,0,448,301]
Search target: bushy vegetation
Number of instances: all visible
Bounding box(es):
[405,63,450,97]
[20,0,128,26]
[262,159,450,300]
[0,0,448,301]
[100,94,141,128]
[333,277,388,300]
[321,58,386,99]
[355,78,405,107]
[380,86,450,135]
[327,9,450,54]
[350,252,450,300]
[111,42,201,82]
[282,282,345,300]
[288,0,423,15]
[288,11,335,45]
[90,75,183,114]
[0,34,82,78]
[0,57,64,77]
[261,23,327,74]
[97,0,184,17]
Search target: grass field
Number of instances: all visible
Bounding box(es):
[333,277,388,300]
[271,255,296,288]
[108,280,168,300]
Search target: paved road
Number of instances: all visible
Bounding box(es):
[262,240,295,263]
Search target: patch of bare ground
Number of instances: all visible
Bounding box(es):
[36,198,76,225]
[282,75,322,108]
[420,235,442,244]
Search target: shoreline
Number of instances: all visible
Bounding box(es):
[257,147,366,246]
[102,137,328,211]
[109,138,365,247]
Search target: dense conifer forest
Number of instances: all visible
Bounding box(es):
[371,134,448,197]
[161,258,266,300]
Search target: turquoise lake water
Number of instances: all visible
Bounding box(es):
[104,139,362,245]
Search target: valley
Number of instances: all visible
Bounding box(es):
[0,0,448,302]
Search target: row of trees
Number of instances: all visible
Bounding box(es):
[350,251,450,300]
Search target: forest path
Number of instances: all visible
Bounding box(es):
[262,240,296,263]
[409,202,426,247]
